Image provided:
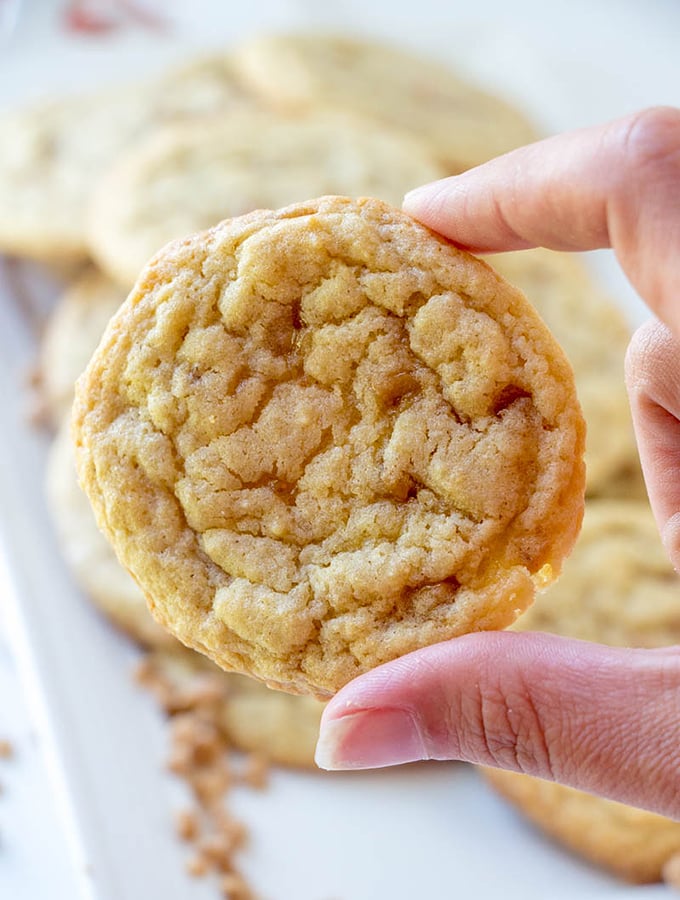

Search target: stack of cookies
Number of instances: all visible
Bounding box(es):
[0,29,669,891]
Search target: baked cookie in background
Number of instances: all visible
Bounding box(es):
[40,267,127,427]
[46,416,177,648]
[487,249,643,498]
[0,54,256,262]
[480,499,680,884]
[144,649,324,770]
[233,33,539,172]
[86,112,446,287]
[74,195,586,698]
[484,770,680,885]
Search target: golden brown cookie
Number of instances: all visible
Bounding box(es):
[233,33,539,172]
[46,417,176,648]
[482,499,680,884]
[40,268,126,426]
[74,196,586,698]
[487,249,642,498]
[484,768,680,884]
[0,55,253,261]
[87,111,445,287]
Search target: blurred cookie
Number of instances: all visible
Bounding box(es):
[40,268,126,426]
[87,111,445,286]
[234,33,538,172]
[74,196,585,697]
[488,249,641,497]
[484,769,680,885]
[144,649,324,769]
[482,499,680,883]
[46,417,176,648]
[0,55,254,261]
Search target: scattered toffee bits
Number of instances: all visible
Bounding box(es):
[75,196,586,697]
[135,654,264,899]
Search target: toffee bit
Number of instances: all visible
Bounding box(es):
[240,753,269,790]
[175,809,200,843]
[0,740,14,760]
[220,871,254,900]
[185,853,210,879]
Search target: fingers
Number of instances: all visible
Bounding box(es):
[403,106,680,336]
[315,631,680,818]
[626,319,680,569]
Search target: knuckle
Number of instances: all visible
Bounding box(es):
[625,319,678,397]
[618,106,680,174]
[460,677,557,779]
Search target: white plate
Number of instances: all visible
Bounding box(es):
[1,2,679,898]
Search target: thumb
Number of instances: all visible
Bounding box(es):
[315,631,680,818]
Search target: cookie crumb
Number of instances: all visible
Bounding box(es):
[240,753,269,790]
[220,871,254,899]
[186,853,210,878]
[134,653,258,896]
[175,809,200,843]
[0,740,14,760]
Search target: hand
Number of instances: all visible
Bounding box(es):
[315,107,680,820]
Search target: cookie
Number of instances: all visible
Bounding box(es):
[73,195,586,698]
[47,418,324,765]
[145,649,324,769]
[482,499,680,883]
[87,111,446,287]
[233,33,539,172]
[487,249,642,497]
[0,54,253,261]
[40,268,126,426]
[484,768,680,885]
[46,416,176,648]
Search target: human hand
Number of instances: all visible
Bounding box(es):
[315,107,680,819]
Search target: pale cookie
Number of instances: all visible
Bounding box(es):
[484,769,680,885]
[74,196,586,698]
[40,268,126,426]
[482,499,680,884]
[0,55,253,261]
[146,649,324,769]
[46,417,176,648]
[233,33,539,172]
[87,111,445,287]
[488,249,642,497]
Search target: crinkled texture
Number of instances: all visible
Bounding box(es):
[234,33,539,172]
[74,196,585,698]
[488,249,642,497]
[87,111,445,287]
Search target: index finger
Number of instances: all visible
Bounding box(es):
[403,107,680,335]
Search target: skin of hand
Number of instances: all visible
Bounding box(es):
[315,106,680,819]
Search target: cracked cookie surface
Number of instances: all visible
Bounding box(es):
[74,196,585,697]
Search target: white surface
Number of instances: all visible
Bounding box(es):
[0,2,679,898]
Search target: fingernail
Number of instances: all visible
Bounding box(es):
[315,707,428,771]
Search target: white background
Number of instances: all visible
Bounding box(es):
[1,1,680,898]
